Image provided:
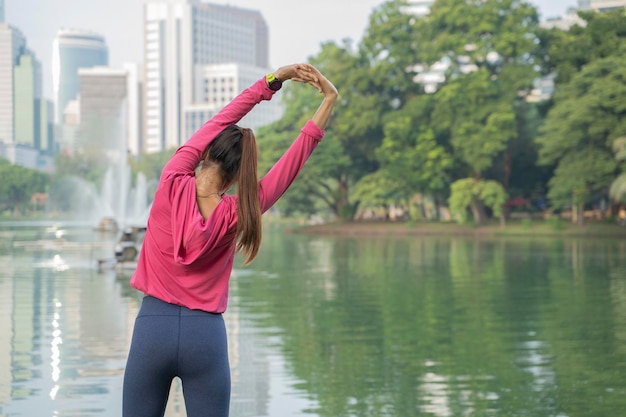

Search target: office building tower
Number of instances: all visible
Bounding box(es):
[78,66,141,159]
[0,23,25,145]
[14,52,42,149]
[143,0,270,154]
[52,29,108,124]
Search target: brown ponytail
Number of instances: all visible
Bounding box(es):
[235,128,262,264]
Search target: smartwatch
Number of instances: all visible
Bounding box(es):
[266,73,283,91]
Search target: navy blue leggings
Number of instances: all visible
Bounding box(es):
[123,296,230,417]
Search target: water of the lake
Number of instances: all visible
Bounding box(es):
[0,222,625,417]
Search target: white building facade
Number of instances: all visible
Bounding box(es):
[0,23,25,146]
[143,0,273,154]
[78,66,142,159]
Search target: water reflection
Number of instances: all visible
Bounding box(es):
[242,230,626,417]
[1,225,625,417]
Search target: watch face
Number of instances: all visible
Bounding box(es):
[269,79,283,91]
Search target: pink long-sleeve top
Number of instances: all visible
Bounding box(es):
[130,77,325,313]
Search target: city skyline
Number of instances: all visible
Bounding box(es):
[6,0,576,100]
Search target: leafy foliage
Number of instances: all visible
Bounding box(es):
[537,55,626,209]
[449,178,508,224]
[0,164,49,215]
[374,94,452,200]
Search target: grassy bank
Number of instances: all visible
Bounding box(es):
[291,220,626,239]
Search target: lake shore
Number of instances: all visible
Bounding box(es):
[288,220,626,239]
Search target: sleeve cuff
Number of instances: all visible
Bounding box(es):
[258,77,278,101]
[302,120,325,142]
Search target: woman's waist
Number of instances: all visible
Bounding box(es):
[138,295,223,316]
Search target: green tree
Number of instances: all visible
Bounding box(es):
[53,150,107,186]
[433,70,517,177]
[432,69,518,224]
[350,170,404,216]
[421,0,540,224]
[448,178,507,225]
[488,100,552,205]
[370,94,453,219]
[537,56,626,223]
[0,164,49,215]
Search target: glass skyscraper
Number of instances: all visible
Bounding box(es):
[52,29,108,124]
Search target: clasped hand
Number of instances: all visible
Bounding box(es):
[275,64,338,98]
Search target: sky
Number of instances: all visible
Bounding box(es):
[5,0,577,99]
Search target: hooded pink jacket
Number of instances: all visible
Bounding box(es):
[130,77,325,312]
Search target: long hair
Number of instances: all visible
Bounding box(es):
[201,125,261,264]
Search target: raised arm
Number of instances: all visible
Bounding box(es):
[162,64,318,177]
[308,66,339,129]
[258,66,338,211]
[186,64,318,155]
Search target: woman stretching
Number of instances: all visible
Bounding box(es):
[122,63,338,417]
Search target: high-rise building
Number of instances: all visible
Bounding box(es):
[14,52,42,149]
[143,0,270,154]
[78,66,142,159]
[52,29,108,124]
[0,23,25,145]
